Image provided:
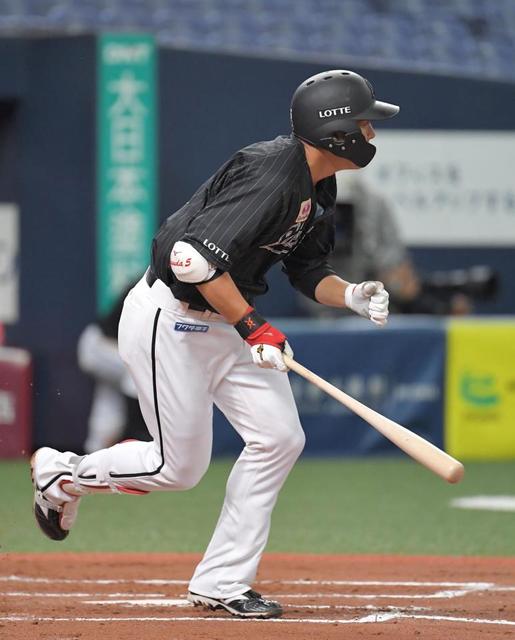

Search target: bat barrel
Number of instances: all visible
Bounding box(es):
[284,355,465,484]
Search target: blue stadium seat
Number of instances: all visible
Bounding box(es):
[0,0,514,82]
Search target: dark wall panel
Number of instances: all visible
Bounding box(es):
[158,49,515,220]
[14,36,96,348]
[0,38,27,98]
[7,36,97,448]
[0,102,19,201]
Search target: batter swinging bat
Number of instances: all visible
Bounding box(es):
[283,355,464,484]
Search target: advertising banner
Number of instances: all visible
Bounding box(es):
[0,347,32,458]
[213,319,446,457]
[445,320,515,459]
[343,131,515,246]
[97,33,157,313]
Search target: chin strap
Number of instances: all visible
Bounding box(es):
[320,131,377,167]
[296,131,376,167]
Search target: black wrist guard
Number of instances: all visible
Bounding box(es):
[234,307,266,340]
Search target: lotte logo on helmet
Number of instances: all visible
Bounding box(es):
[318,106,352,118]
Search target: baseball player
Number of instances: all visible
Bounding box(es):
[31,70,398,618]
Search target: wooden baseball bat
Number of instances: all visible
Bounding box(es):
[283,354,464,484]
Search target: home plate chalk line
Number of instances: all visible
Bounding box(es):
[2,575,512,588]
[2,575,515,627]
[1,614,515,627]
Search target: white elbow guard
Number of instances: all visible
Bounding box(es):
[170,241,217,283]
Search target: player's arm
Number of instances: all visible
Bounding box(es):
[196,271,249,323]
[313,274,348,307]
[170,242,291,372]
[314,274,389,326]
[198,273,292,372]
[284,221,389,326]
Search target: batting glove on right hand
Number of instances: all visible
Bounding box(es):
[250,340,293,372]
[345,281,389,326]
[234,307,293,372]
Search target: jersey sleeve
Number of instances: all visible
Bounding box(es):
[182,159,285,271]
[282,218,336,301]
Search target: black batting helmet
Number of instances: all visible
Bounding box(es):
[290,70,399,167]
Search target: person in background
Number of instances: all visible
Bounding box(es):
[77,282,149,453]
[299,174,478,318]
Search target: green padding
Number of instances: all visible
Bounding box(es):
[97,33,157,314]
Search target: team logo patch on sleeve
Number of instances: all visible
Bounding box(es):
[295,199,312,223]
[174,322,209,333]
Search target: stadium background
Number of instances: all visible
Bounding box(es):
[1,2,515,637]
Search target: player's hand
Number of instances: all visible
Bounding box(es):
[345,281,389,326]
[234,307,293,372]
[250,340,293,372]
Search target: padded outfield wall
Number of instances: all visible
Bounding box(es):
[1,35,514,454]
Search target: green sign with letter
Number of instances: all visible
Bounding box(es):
[97,33,157,313]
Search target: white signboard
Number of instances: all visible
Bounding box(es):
[0,204,19,323]
[344,131,515,246]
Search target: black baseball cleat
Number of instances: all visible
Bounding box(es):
[188,589,283,618]
[33,497,69,541]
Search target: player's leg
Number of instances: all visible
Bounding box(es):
[188,354,304,616]
[31,278,232,540]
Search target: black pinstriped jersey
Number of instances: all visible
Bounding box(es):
[151,135,337,311]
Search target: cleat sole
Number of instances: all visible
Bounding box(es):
[187,592,283,618]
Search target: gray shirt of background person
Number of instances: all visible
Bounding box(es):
[299,176,407,318]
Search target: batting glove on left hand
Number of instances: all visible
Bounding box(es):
[345,281,389,326]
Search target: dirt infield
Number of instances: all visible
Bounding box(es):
[2,553,515,639]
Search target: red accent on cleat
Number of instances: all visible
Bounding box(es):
[117,486,149,495]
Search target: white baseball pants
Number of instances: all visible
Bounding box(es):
[74,275,305,599]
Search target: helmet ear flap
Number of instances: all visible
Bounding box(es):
[318,130,377,167]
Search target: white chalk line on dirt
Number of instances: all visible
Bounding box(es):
[0,588,490,601]
[0,575,189,585]
[1,591,166,598]
[0,590,477,601]
[0,589,431,611]
[398,614,515,626]
[0,614,399,625]
[260,579,494,588]
[86,598,189,607]
[82,598,431,612]
[3,575,511,590]
[257,589,486,599]
[2,613,515,626]
[0,591,456,608]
